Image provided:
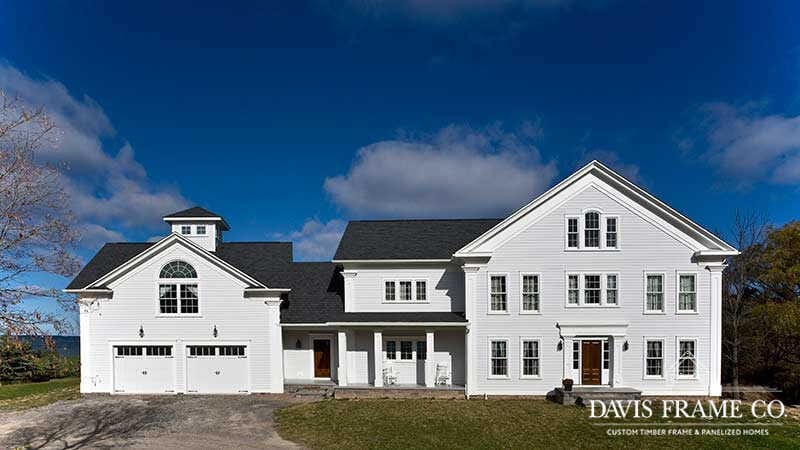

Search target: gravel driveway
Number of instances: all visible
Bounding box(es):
[0,394,304,449]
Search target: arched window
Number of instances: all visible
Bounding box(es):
[158,261,198,315]
[584,211,600,248]
[159,261,197,278]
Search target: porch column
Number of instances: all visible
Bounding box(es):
[611,336,624,387]
[337,330,348,387]
[425,330,435,387]
[562,336,573,382]
[373,330,383,387]
[707,264,725,396]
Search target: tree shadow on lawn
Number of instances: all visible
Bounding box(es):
[6,400,167,449]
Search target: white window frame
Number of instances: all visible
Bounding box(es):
[565,272,621,308]
[382,278,429,303]
[519,273,541,314]
[196,225,207,235]
[643,337,666,380]
[155,260,201,317]
[564,210,621,252]
[180,225,191,235]
[519,337,542,379]
[487,338,510,379]
[565,215,580,249]
[676,271,699,314]
[676,337,699,379]
[643,272,666,314]
[487,273,509,314]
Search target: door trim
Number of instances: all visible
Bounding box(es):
[580,340,602,385]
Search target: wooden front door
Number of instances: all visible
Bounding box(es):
[313,339,331,378]
[581,340,602,385]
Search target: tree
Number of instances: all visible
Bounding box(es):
[0,91,80,337]
[721,210,767,398]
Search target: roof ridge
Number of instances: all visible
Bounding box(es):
[348,218,503,223]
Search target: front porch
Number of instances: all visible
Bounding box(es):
[282,326,466,389]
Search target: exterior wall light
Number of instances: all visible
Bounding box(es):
[138,325,144,338]
[213,325,218,338]
[295,339,302,349]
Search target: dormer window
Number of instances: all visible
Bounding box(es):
[181,225,191,235]
[565,211,619,250]
[158,261,199,315]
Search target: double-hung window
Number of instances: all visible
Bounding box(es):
[490,340,508,377]
[521,274,540,313]
[584,212,600,248]
[678,274,697,313]
[384,279,427,302]
[645,274,664,313]
[521,340,540,377]
[645,339,664,377]
[158,261,199,315]
[606,274,618,305]
[400,341,413,360]
[567,275,580,305]
[386,341,396,360]
[678,339,697,378]
[606,217,618,248]
[584,275,601,304]
[489,275,507,312]
[567,217,579,248]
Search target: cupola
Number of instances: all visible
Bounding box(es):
[163,206,230,252]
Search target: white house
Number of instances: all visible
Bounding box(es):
[68,161,737,396]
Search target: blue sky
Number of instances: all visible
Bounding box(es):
[1,1,800,328]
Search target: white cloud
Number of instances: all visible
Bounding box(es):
[0,62,189,247]
[324,124,558,218]
[693,102,800,186]
[273,219,347,261]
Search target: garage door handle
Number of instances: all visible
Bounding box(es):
[142,370,148,375]
[214,370,221,375]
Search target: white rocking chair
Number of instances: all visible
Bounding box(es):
[383,365,398,385]
[435,363,450,385]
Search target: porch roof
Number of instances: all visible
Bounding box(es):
[281,311,467,326]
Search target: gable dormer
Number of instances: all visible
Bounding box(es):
[163,206,230,252]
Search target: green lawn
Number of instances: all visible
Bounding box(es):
[275,399,800,449]
[0,377,80,410]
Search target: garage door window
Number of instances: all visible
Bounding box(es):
[158,261,200,316]
[116,346,144,356]
[188,345,216,356]
[218,346,246,356]
[116,346,172,356]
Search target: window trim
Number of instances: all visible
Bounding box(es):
[519,273,541,314]
[676,271,699,314]
[487,273,510,315]
[487,337,511,379]
[676,337,699,379]
[382,278,429,304]
[564,210,621,252]
[180,225,192,235]
[384,336,424,362]
[643,272,667,314]
[643,337,666,380]
[519,337,542,379]
[196,225,207,235]
[565,272,621,308]
[155,261,201,317]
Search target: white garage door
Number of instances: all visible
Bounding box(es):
[113,345,175,394]
[186,345,248,394]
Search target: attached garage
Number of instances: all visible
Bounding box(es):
[113,345,175,394]
[186,345,249,394]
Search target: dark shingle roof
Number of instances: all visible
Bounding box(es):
[163,206,223,219]
[333,219,502,260]
[66,243,155,290]
[325,312,466,323]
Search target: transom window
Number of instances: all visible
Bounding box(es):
[678,274,697,312]
[566,273,620,307]
[521,274,540,312]
[490,340,508,377]
[383,280,427,302]
[160,261,197,278]
[645,274,664,313]
[645,340,664,377]
[159,261,199,315]
[490,275,507,312]
[678,339,697,377]
[565,212,619,250]
[521,340,540,377]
